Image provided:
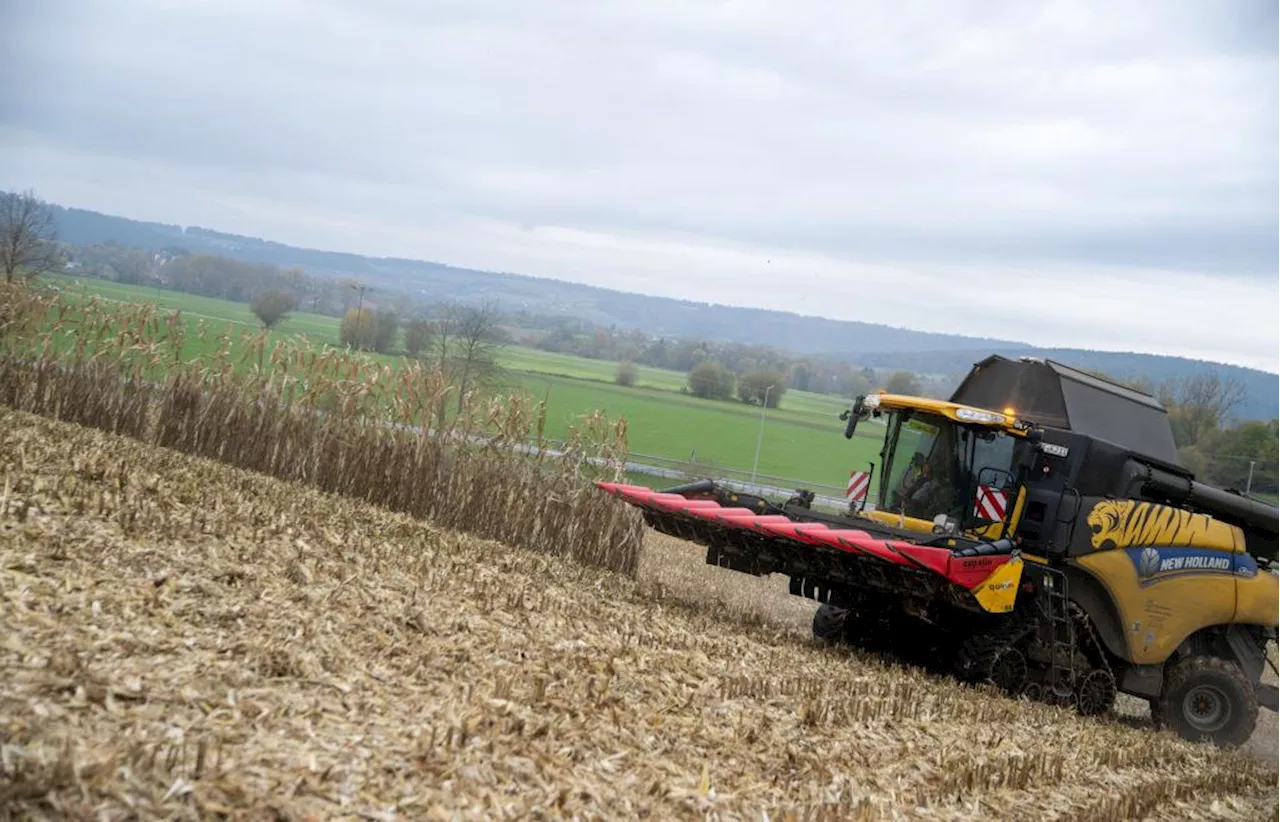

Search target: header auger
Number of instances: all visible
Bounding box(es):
[598,355,1279,747]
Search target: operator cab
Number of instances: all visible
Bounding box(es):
[844,393,1029,538]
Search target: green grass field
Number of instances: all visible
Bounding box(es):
[517,373,882,484]
[43,275,880,488]
[50,277,346,342]
[497,345,850,418]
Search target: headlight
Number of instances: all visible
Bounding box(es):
[954,407,1006,424]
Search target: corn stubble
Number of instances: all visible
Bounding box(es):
[3,414,1276,821]
[0,285,1276,820]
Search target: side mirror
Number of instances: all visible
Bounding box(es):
[978,466,1015,491]
[1015,428,1043,477]
[842,396,867,439]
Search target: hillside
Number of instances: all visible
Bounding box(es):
[3,410,1277,819]
[41,197,1279,420]
[48,199,1024,354]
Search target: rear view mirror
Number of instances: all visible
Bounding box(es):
[978,466,1015,490]
[841,396,867,439]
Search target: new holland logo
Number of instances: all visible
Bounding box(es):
[1126,546,1257,587]
[1137,547,1162,578]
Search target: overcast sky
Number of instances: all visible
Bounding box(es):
[2,0,1276,370]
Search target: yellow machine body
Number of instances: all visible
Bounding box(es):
[1071,499,1277,665]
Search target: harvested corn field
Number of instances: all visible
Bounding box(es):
[2,410,1277,821]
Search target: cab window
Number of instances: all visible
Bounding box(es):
[882,413,965,521]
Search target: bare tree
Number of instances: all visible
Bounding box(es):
[1,190,62,283]
[284,266,305,291]
[446,300,506,412]
[403,317,433,357]
[339,307,376,350]
[373,309,399,354]
[615,360,638,386]
[341,279,370,314]
[421,300,507,421]
[1159,373,1248,447]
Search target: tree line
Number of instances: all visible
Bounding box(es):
[63,240,364,317]
[336,300,510,421]
[671,359,924,410]
[1155,375,1277,495]
[61,228,953,405]
[1090,370,1278,495]
[543,314,947,404]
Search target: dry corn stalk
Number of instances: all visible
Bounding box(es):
[0,281,643,577]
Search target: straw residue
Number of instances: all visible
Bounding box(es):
[1,409,1275,820]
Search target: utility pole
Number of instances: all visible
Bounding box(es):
[352,283,370,315]
[1246,460,1255,496]
[350,283,371,348]
[750,384,774,485]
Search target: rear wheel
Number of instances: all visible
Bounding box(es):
[1153,656,1258,748]
[812,604,848,645]
[810,602,914,655]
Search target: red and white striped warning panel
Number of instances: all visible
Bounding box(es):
[846,471,871,503]
[973,485,1009,521]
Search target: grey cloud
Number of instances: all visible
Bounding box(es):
[0,0,1275,367]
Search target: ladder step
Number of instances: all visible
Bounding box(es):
[1037,567,1075,694]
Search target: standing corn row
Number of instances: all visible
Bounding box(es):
[0,282,644,576]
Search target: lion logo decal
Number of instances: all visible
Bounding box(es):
[1087,499,1131,551]
[1087,499,1220,552]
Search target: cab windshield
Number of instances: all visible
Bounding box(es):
[878,410,1019,526]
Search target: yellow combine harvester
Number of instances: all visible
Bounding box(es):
[599,355,1278,747]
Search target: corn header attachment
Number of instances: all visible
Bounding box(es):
[597,479,1025,617]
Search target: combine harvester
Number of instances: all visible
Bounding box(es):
[598,355,1279,747]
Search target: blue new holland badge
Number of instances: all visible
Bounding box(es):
[1125,546,1258,587]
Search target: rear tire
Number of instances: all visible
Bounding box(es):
[812,599,887,648]
[1153,656,1258,748]
[812,604,848,645]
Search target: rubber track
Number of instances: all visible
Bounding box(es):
[953,613,1038,685]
